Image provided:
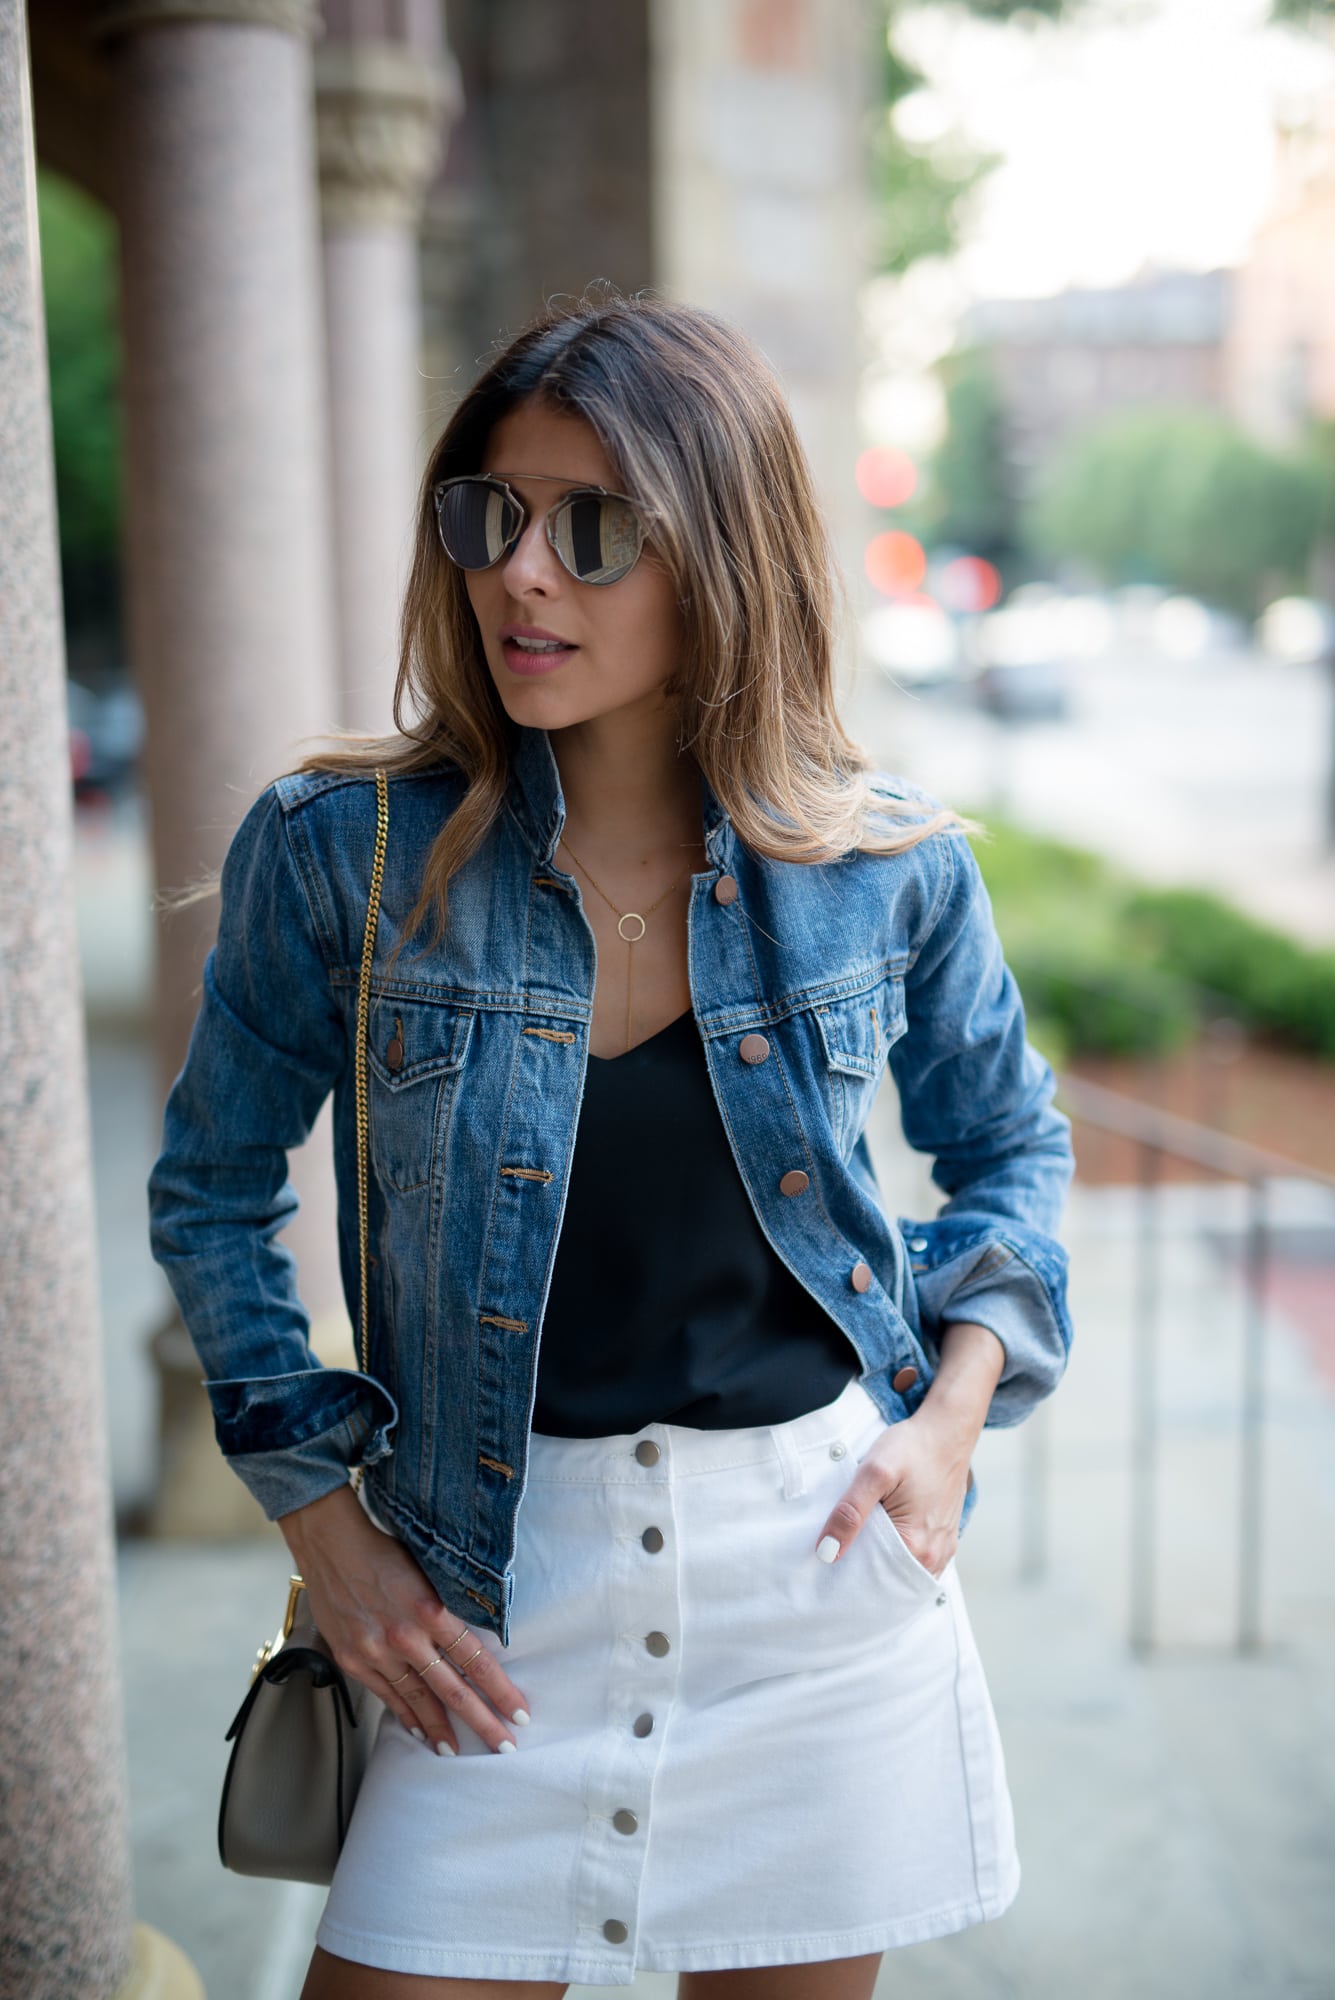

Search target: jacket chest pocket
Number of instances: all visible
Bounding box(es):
[809,977,905,1154]
[365,997,475,1192]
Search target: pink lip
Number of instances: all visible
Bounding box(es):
[499,623,578,677]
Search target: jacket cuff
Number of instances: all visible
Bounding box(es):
[203,1367,399,1522]
[902,1216,1072,1429]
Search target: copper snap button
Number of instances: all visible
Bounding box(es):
[645,1630,671,1657]
[779,1169,810,1197]
[850,1261,872,1293]
[892,1365,919,1393]
[633,1712,654,1737]
[602,1919,629,1943]
[612,1809,639,1835]
[713,874,738,905]
[634,1439,660,1466]
[641,1526,665,1553]
[739,1033,770,1065]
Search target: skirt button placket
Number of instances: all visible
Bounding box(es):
[579,1424,682,1969]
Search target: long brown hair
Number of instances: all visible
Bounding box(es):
[168,292,968,944]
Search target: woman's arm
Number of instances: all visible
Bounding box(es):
[888,827,1075,1429]
[147,781,398,1519]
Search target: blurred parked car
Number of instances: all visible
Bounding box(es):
[68,678,144,798]
[974,658,1069,721]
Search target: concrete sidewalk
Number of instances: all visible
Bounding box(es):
[114,1167,1335,1999]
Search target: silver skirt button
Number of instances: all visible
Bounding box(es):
[602,1919,629,1943]
[641,1526,665,1553]
[635,1439,660,1467]
[612,1809,639,1835]
[645,1630,671,1657]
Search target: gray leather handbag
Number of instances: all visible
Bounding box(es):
[217,769,390,1885]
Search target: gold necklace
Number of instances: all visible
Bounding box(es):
[558,833,692,1053]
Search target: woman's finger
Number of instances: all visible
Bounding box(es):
[365,1664,461,1755]
[415,1601,532,1732]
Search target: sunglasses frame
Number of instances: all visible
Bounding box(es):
[432,473,649,586]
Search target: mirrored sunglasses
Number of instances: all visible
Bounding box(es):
[433,474,647,586]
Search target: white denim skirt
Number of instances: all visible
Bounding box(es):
[315,1376,1019,1986]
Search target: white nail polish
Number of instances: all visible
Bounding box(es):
[512,1707,531,1727]
[497,1738,517,1754]
[434,1740,456,1757]
[410,1727,427,1743]
[816,1535,841,1564]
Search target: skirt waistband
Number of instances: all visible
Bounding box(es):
[525,1374,884,1485]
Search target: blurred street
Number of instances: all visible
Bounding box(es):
[847,647,1335,948]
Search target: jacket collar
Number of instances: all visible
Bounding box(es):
[508,725,734,873]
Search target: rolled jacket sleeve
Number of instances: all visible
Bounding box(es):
[889,828,1075,1427]
[147,784,398,1518]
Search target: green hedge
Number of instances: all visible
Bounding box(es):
[968,820,1335,1062]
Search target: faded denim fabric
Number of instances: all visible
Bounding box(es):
[148,726,1074,1643]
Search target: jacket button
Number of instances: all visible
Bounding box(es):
[739,1033,770,1065]
[892,1365,919,1393]
[386,1036,404,1071]
[612,1809,639,1835]
[850,1261,872,1293]
[602,1919,629,1943]
[633,1712,654,1737]
[645,1630,671,1657]
[713,874,738,904]
[641,1525,665,1553]
[634,1439,660,1466]
[779,1169,810,1197]
[908,1237,928,1253]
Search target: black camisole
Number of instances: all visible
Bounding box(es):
[532,1008,859,1437]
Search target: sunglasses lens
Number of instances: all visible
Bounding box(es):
[550,492,643,584]
[435,480,521,569]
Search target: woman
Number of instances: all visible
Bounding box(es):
[148,293,1074,1999]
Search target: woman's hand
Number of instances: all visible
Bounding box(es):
[277,1484,530,1757]
[814,1320,1005,1575]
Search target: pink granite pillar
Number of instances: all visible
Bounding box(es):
[0,5,135,1993]
[96,0,345,1530]
[315,20,458,733]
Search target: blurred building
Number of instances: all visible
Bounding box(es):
[1226,99,1335,447]
[959,265,1231,500]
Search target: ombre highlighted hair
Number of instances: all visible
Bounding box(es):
[260,292,969,946]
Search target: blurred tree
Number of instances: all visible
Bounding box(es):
[1022,407,1325,615]
[37,169,122,666]
[874,0,1332,276]
[908,346,1018,562]
[872,1,1074,274]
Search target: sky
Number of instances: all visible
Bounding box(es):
[861,0,1335,449]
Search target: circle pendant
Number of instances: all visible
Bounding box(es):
[618,912,647,943]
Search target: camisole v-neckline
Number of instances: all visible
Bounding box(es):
[587,1008,694,1065]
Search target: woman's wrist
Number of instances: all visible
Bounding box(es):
[276,1478,366,1566]
[914,1319,1006,1450]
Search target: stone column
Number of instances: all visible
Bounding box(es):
[95,0,344,1531]
[316,14,459,735]
[0,9,198,1996]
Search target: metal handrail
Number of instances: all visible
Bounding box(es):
[1056,1070,1335,1191]
[1041,1070,1335,1655]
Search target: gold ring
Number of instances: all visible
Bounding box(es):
[455,1644,485,1674]
[443,1627,474,1655]
[385,1668,416,1686]
[414,1653,448,1678]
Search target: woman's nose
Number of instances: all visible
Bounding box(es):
[501,509,561,593]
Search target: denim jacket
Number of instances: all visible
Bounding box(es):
[148,726,1074,1643]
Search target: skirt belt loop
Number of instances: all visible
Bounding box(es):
[771,1421,807,1501]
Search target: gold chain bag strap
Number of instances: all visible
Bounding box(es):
[218,769,391,1884]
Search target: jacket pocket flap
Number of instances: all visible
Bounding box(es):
[366,997,474,1090]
